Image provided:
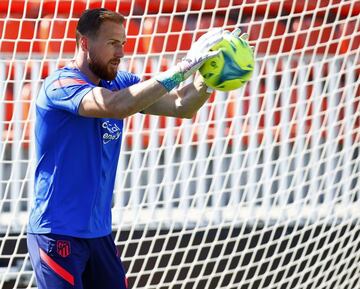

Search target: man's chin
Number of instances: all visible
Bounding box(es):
[89,62,117,81]
[96,70,117,81]
[103,66,118,81]
[103,72,117,81]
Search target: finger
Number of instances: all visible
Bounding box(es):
[203,49,221,60]
[204,34,224,50]
[206,86,214,94]
[191,29,223,53]
[240,33,249,40]
[231,28,242,37]
[196,27,223,44]
[205,29,224,47]
[202,29,224,49]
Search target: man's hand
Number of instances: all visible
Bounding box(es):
[155,29,224,92]
[226,28,254,52]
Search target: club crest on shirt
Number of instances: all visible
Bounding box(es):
[56,240,71,258]
[101,120,122,144]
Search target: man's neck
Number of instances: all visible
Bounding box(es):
[71,57,100,85]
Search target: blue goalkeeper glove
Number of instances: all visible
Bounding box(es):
[155,28,224,92]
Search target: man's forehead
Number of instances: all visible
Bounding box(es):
[98,21,126,39]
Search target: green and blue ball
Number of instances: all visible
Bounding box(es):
[199,32,255,92]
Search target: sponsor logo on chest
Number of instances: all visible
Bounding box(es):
[101,120,122,144]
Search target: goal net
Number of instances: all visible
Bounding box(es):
[1,0,360,288]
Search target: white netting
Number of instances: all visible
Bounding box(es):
[0,0,359,288]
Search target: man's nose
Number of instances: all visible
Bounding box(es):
[115,46,124,58]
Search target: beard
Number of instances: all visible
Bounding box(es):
[88,48,119,81]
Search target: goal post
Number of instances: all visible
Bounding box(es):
[0,0,360,288]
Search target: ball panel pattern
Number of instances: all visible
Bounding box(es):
[199,33,254,91]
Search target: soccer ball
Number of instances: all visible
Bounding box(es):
[199,32,255,92]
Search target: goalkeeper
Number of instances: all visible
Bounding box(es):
[26,7,246,289]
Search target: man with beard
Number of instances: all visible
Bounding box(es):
[26,7,226,289]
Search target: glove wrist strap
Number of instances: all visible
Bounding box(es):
[155,69,184,92]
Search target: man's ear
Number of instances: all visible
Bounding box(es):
[79,35,89,51]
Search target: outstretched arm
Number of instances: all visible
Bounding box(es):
[79,78,167,119]
[78,29,223,119]
[78,56,216,120]
[141,73,212,119]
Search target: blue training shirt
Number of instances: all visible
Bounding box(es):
[28,66,140,238]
